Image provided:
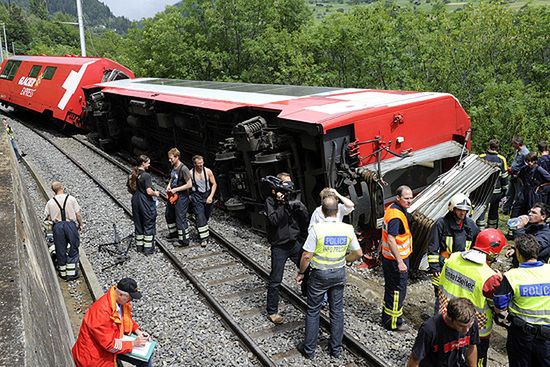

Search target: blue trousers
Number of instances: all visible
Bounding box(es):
[53,221,80,278]
[507,323,550,367]
[381,257,409,330]
[165,194,190,242]
[303,267,346,357]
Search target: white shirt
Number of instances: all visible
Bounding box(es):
[308,203,354,231]
[303,217,360,252]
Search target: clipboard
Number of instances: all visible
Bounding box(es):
[120,334,157,362]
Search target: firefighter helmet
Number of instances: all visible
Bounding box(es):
[448,193,472,211]
[473,228,507,255]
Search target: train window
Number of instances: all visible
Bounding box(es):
[29,65,42,78]
[43,66,57,80]
[0,60,22,80]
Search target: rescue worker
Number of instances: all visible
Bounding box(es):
[428,193,480,313]
[295,195,363,359]
[407,297,480,367]
[381,185,413,331]
[494,234,550,367]
[478,139,509,229]
[72,278,152,367]
[503,136,529,217]
[507,203,550,264]
[265,172,309,324]
[308,187,355,231]
[130,155,160,254]
[518,153,550,212]
[437,228,507,367]
[538,140,550,173]
[44,181,83,281]
[165,148,192,247]
[189,155,217,248]
[3,117,22,161]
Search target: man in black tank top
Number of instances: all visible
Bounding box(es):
[165,148,193,247]
[190,155,217,247]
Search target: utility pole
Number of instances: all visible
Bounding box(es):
[76,0,86,56]
[2,23,7,58]
[12,41,15,56]
[0,31,3,63]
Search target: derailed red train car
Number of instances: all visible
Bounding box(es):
[0,55,133,128]
[85,78,498,266]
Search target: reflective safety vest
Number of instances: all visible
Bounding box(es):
[505,264,550,325]
[439,252,496,337]
[311,221,354,270]
[381,207,412,260]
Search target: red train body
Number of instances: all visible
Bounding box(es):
[0,55,133,128]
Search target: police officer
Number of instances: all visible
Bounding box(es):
[44,181,83,281]
[438,229,507,367]
[428,193,480,312]
[295,195,363,359]
[165,148,193,247]
[479,139,509,229]
[381,185,413,331]
[189,155,217,248]
[494,234,550,367]
[130,155,160,254]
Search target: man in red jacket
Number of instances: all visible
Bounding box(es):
[72,278,151,367]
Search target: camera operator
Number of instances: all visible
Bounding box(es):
[265,172,309,324]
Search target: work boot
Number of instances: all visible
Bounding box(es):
[165,232,178,241]
[268,313,284,324]
[174,240,190,248]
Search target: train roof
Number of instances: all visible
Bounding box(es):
[8,55,109,66]
[96,78,463,128]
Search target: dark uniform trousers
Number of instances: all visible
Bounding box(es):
[53,221,80,279]
[190,190,212,243]
[382,256,409,330]
[266,240,302,315]
[165,194,190,244]
[507,321,550,367]
[131,191,157,253]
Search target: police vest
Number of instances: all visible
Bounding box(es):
[381,207,412,260]
[311,221,354,270]
[505,264,550,325]
[439,252,496,337]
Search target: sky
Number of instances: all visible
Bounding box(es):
[99,0,180,21]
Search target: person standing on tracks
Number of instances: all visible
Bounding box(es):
[478,139,509,229]
[428,193,480,313]
[72,278,152,367]
[165,148,193,247]
[308,187,355,231]
[493,234,550,367]
[265,172,309,324]
[437,228,507,367]
[503,136,529,217]
[3,117,23,161]
[129,155,160,255]
[295,195,362,359]
[189,155,217,248]
[381,185,413,331]
[44,181,83,281]
[407,297,480,367]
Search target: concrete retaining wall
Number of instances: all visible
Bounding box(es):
[0,134,74,366]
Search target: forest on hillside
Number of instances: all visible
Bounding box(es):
[0,0,548,157]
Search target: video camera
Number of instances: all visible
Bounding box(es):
[261,175,299,203]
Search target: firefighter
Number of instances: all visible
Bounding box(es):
[44,181,83,281]
[3,117,22,161]
[381,185,413,331]
[494,234,550,367]
[503,136,529,217]
[165,148,193,247]
[428,193,480,313]
[538,140,550,172]
[189,155,217,248]
[130,155,160,254]
[437,228,507,367]
[478,139,509,229]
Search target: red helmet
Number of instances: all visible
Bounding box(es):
[473,229,507,255]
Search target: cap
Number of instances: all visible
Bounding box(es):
[117,278,142,300]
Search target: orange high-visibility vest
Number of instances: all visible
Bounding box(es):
[381,206,412,260]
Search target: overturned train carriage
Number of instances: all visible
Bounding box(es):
[85,78,498,267]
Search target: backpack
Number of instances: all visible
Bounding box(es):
[127,168,139,194]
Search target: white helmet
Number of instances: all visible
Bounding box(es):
[448,193,472,211]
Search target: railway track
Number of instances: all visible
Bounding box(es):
[16,117,388,366]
